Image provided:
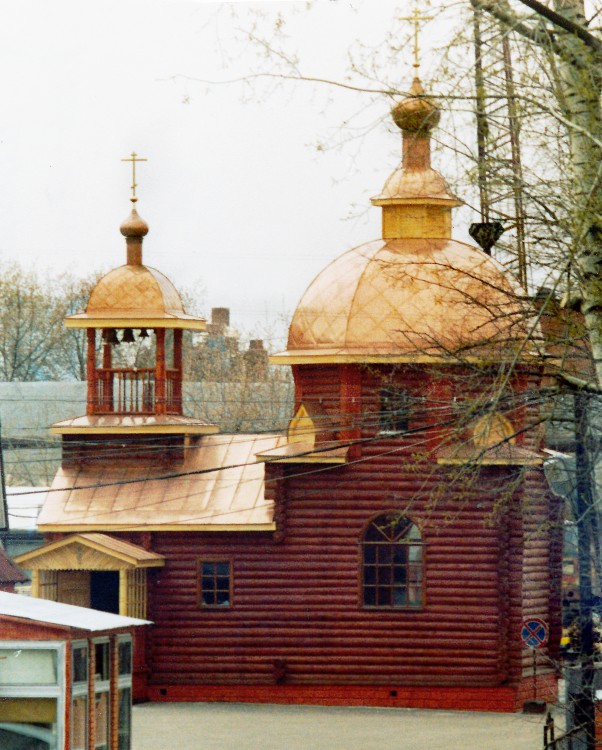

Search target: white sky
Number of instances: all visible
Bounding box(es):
[0,0,470,347]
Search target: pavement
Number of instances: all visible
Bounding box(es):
[132,701,557,749]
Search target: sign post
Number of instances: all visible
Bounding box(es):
[520,618,549,713]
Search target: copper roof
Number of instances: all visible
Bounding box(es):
[436,443,544,466]
[37,433,286,531]
[65,264,206,330]
[274,238,540,363]
[50,413,219,435]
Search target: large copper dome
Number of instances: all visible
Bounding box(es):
[273,78,539,365]
[275,238,537,363]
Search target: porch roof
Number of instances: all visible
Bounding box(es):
[14,533,165,570]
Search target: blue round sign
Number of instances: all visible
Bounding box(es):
[520,618,549,649]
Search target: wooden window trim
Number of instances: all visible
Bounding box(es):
[196,558,233,610]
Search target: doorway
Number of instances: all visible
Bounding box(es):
[90,571,120,614]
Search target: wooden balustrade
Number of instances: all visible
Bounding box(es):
[93,368,181,414]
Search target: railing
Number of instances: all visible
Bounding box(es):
[94,368,181,414]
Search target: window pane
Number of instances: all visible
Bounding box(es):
[216,562,229,577]
[202,562,216,576]
[95,642,110,682]
[364,565,376,585]
[118,688,132,750]
[393,587,407,606]
[215,590,230,606]
[95,692,110,750]
[364,545,376,564]
[393,566,407,585]
[72,645,88,684]
[72,695,88,750]
[118,640,132,677]
[0,649,57,685]
[363,586,376,606]
[376,586,390,606]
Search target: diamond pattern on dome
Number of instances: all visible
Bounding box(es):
[286,238,538,359]
[87,265,184,315]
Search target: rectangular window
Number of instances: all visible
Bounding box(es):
[94,641,110,682]
[0,648,57,685]
[71,695,88,750]
[118,639,132,677]
[379,387,410,433]
[199,560,231,608]
[118,687,132,750]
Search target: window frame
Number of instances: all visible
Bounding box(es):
[0,639,65,750]
[70,639,88,750]
[116,635,133,750]
[378,386,410,434]
[92,638,110,750]
[197,558,233,609]
[360,513,425,611]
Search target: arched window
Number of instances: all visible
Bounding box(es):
[361,514,423,609]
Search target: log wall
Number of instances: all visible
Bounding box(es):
[125,363,561,702]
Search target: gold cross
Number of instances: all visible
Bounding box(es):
[400,6,434,71]
[121,151,147,199]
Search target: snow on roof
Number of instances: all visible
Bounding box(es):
[0,591,150,632]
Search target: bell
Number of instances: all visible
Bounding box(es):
[107,329,120,346]
[121,328,135,343]
[138,328,149,339]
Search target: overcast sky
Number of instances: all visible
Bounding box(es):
[0,0,469,346]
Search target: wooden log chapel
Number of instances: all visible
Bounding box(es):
[15,76,562,713]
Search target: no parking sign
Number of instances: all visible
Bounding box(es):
[520,618,549,649]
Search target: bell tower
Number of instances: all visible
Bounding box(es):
[51,157,218,454]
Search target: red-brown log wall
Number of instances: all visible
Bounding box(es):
[127,363,561,694]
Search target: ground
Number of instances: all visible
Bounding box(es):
[132,702,554,749]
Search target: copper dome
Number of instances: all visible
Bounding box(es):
[275,238,538,363]
[86,264,185,318]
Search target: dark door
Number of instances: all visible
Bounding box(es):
[90,570,120,613]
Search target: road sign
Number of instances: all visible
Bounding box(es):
[520,618,549,649]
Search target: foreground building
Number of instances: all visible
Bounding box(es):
[16,79,561,712]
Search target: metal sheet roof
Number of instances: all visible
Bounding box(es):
[37,433,286,531]
[0,590,149,631]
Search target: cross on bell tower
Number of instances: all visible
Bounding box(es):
[121,151,148,200]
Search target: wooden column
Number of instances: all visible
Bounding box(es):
[86,329,96,416]
[155,329,166,415]
[173,329,183,415]
[102,337,113,412]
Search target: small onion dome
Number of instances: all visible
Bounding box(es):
[120,200,149,238]
[391,77,440,133]
[274,238,540,363]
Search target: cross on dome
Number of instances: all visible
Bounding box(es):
[121,151,147,201]
[399,5,434,72]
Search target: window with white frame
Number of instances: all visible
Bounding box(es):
[0,640,65,750]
